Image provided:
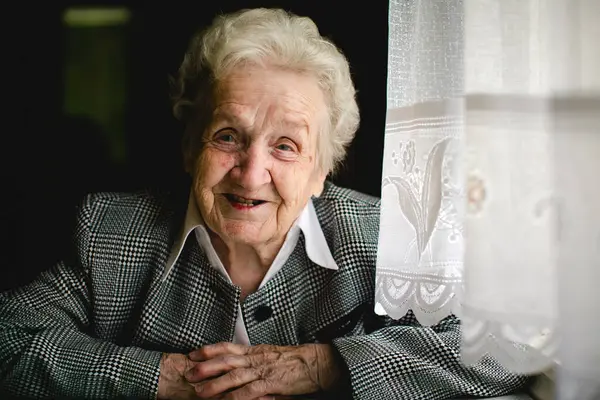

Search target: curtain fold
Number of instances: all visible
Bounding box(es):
[376,0,465,325]
[376,0,600,397]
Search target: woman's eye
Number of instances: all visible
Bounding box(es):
[276,143,294,152]
[217,134,235,143]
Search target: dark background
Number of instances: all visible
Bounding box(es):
[3,1,388,291]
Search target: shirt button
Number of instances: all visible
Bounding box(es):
[254,305,273,322]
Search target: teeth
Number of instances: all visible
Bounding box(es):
[232,195,256,205]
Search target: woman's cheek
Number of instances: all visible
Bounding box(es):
[195,149,237,186]
[272,165,304,205]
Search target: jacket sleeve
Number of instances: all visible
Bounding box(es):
[0,198,162,399]
[330,310,531,400]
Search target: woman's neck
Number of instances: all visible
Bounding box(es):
[210,233,285,301]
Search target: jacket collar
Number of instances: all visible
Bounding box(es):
[162,191,338,281]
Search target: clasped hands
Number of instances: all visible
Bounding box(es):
[157,342,345,400]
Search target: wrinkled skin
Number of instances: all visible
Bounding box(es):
[158,342,344,400]
[157,65,344,399]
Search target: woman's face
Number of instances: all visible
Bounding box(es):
[186,64,327,247]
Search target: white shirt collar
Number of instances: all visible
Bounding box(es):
[161,192,338,282]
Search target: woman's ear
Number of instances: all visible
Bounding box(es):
[310,170,328,198]
[182,139,194,174]
[181,119,202,175]
[182,148,193,174]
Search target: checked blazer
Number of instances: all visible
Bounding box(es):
[0,181,528,399]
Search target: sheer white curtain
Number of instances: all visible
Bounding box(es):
[375,1,600,399]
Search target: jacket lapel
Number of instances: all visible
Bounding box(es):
[133,236,240,353]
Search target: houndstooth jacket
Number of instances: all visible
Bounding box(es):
[0,181,527,399]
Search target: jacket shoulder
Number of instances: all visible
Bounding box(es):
[77,189,179,236]
[319,181,380,209]
[313,181,380,247]
[315,182,381,218]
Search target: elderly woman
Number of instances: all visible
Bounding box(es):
[0,8,527,400]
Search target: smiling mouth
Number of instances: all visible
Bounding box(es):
[224,194,267,208]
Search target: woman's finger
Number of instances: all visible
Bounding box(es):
[189,342,249,362]
[185,354,250,382]
[196,368,261,398]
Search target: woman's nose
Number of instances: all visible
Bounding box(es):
[230,146,271,190]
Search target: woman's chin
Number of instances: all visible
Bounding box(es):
[218,221,270,245]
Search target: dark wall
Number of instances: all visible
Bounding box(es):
[5,1,388,291]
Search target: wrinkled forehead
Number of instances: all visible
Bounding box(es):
[210,65,328,133]
[211,103,311,133]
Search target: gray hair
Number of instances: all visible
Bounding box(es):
[170,8,360,175]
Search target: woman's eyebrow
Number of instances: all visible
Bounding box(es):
[211,108,246,126]
[211,108,310,136]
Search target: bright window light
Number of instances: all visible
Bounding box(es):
[63,7,131,27]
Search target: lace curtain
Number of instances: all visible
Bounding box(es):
[375,0,600,398]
